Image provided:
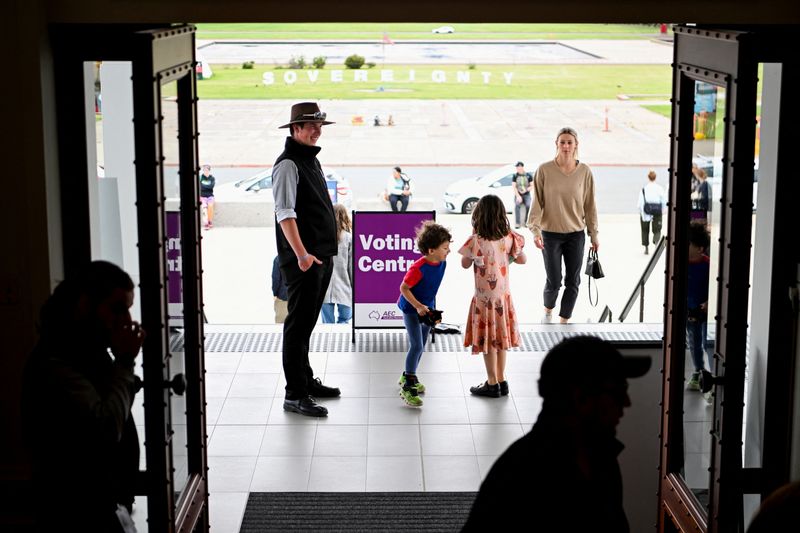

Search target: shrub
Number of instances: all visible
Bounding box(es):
[312,56,327,69]
[344,54,365,69]
[242,61,255,69]
[467,62,477,70]
[366,62,377,69]
[288,55,307,69]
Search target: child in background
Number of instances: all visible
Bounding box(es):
[460,194,526,398]
[322,205,353,324]
[199,164,216,229]
[686,224,712,392]
[397,221,453,407]
[271,256,289,323]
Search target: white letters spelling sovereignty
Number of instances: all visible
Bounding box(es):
[261,70,515,86]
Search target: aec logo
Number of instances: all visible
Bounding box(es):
[368,310,403,322]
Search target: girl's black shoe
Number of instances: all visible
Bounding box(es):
[499,380,509,396]
[470,381,501,398]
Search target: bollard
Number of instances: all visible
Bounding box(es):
[603,107,610,132]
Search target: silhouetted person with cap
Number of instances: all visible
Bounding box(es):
[22,261,145,532]
[463,335,650,532]
[274,102,341,417]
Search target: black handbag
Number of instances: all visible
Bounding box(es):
[585,249,604,307]
[585,249,604,279]
[642,187,661,216]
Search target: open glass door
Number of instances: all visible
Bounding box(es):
[659,26,760,533]
[52,24,208,532]
[130,26,209,532]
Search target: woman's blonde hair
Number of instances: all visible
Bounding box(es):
[333,204,352,243]
[555,127,579,160]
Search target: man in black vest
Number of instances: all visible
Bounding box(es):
[273,102,341,417]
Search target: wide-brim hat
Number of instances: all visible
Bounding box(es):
[279,102,335,129]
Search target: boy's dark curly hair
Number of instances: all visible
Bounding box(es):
[688,223,710,250]
[416,220,452,254]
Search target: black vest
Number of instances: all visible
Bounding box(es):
[274,137,337,262]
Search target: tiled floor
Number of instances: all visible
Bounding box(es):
[131,332,546,532]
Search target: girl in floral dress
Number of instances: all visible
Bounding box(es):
[459,194,526,398]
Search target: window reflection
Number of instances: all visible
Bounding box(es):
[681,80,726,509]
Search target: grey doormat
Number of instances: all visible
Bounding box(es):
[239,492,476,532]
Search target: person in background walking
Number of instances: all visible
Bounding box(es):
[271,255,289,323]
[528,127,599,324]
[638,169,667,255]
[199,164,216,229]
[322,204,353,324]
[460,194,526,398]
[512,161,534,229]
[385,166,413,212]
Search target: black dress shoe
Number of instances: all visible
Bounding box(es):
[308,377,341,398]
[470,381,501,398]
[283,396,328,417]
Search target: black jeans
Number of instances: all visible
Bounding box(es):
[541,230,585,319]
[389,194,409,212]
[640,214,662,246]
[280,257,333,400]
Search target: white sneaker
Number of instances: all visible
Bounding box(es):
[541,313,553,324]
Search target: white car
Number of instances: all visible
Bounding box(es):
[214,166,352,207]
[442,164,520,214]
[432,26,455,34]
[693,154,758,211]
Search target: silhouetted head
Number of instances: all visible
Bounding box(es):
[538,336,650,435]
[39,261,135,349]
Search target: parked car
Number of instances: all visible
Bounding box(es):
[432,26,455,34]
[214,166,352,207]
[442,164,518,214]
[693,154,758,211]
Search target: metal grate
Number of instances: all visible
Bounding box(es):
[171,329,662,353]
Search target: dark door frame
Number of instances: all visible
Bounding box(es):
[659,25,800,532]
[51,23,208,532]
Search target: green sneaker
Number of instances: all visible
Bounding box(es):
[398,373,425,394]
[686,372,701,391]
[400,386,423,407]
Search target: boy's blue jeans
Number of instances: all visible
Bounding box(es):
[403,311,431,375]
[686,319,713,372]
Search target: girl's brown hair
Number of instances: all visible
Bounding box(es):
[471,194,510,241]
[333,204,352,243]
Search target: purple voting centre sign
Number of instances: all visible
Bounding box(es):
[352,211,435,328]
[166,209,183,326]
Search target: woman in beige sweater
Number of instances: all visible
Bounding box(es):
[527,127,599,323]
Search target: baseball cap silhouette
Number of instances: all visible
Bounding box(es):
[538,336,651,399]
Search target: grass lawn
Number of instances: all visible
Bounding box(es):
[195,23,667,41]
[642,104,671,118]
[195,64,671,100]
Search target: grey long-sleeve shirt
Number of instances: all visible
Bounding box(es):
[272,159,300,223]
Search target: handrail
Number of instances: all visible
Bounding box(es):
[599,305,613,323]
[618,236,667,322]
